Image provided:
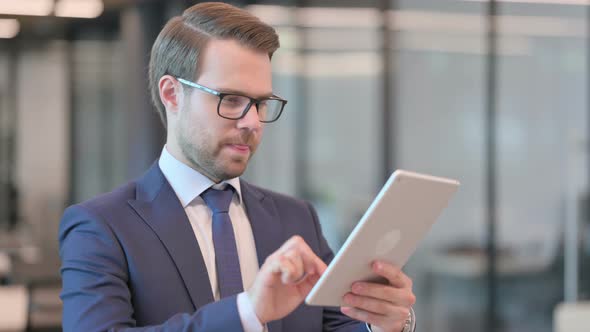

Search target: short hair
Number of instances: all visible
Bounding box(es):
[148,2,280,127]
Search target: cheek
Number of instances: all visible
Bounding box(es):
[178,111,202,146]
[254,126,264,145]
[182,110,226,151]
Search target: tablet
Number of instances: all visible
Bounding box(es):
[305,170,460,307]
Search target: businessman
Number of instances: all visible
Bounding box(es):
[59,2,416,332]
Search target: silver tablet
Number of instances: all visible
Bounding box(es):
[305,170,460,307]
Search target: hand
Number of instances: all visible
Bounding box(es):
[246,235,327,324]
[340,261,416,332]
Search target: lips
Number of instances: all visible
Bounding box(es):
[224,134,256,154]
[226,144,250,153]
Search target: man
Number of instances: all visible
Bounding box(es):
[59,2,416,332]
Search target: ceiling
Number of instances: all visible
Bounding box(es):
[1,0,588,41]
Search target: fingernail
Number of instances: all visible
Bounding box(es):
[341,307,351,314]
[374,262,382,270]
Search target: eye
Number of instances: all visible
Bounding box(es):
[223,95,242,104]
[222,95,244,105]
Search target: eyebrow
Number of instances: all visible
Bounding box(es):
[215,87,274,99]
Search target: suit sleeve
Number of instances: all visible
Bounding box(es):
[59,204,244,332]
[304,201,369,332]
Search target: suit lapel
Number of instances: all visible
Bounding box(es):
[127,166,287,330]
[128,163,214,310]
[241,180,284,332]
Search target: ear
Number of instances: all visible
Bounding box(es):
[158,75,184,114]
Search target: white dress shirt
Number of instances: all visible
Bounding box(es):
[158,147,264,332]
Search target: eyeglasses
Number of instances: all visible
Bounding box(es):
[177,77,287,123]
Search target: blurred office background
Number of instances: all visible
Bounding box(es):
[1,0,589,331]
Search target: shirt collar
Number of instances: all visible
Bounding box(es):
[158,146,242,208]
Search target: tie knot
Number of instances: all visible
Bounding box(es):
[201,186,234,214]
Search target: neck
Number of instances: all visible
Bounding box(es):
[164,143,222,184]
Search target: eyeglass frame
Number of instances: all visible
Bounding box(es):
[176,77,288,123]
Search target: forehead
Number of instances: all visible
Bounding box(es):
[196,39,273,96]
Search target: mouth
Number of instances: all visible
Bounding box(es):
[226,143,251,154]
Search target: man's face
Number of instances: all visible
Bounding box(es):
[175,39,272,181]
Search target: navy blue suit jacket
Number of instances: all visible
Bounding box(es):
[59,163,366,332]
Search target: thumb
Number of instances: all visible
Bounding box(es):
[298,273,321,295]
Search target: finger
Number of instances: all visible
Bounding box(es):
[280,236,327,275]
[281,245,316,278]
[292,271,308,284]
[372,261,411,288]
[343,292,397,316]
[281,255,305,284]
[340,306,404,332]
[270,254,299,284]
[305,273,320,286]
[292,237,327,275]
[351,282,416,307]
[283,250,305,281]
[297,273,320,294]
[277,235,307,254]
[299,248,326,276]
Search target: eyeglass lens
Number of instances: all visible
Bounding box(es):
[219,94,283,122]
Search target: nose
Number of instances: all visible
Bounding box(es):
[236,103,262,131]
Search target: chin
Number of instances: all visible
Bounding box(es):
[218,162,248,180]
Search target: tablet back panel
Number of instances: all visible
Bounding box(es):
[305,170,460,306]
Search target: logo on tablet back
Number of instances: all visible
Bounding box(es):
[375,229,401,256]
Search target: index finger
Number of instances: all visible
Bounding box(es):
[280,236,327,275]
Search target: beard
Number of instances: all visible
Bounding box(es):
[176,114,259,181]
